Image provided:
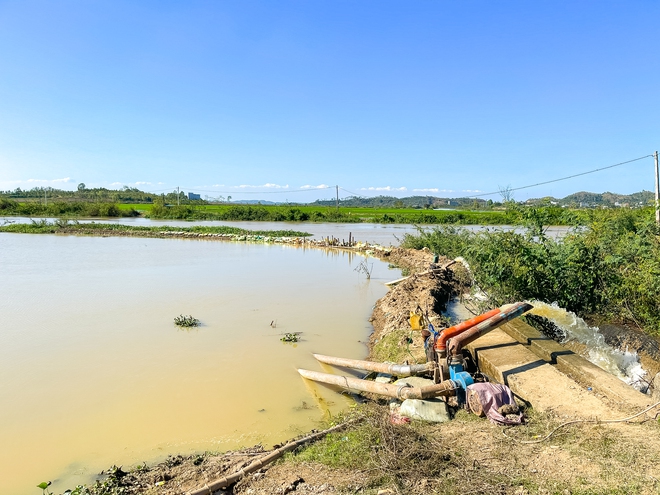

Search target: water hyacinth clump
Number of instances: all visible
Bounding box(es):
[174,314,201,327]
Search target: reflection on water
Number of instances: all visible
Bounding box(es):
[0,233,399,495]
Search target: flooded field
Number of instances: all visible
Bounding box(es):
[2,217,573,246]
[0,233,400,495]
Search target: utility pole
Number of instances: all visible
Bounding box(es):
[336,185,339,211]
[654,151,659,225]
[44,189,47,207]
[177,186,180,206]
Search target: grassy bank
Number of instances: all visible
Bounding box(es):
[0,220,312,238]
[402,207,660,337]
[0,198,139,217]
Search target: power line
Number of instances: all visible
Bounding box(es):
[469,155,653,198]
[339,187,362,197]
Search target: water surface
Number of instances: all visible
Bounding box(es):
[0,233,399,494]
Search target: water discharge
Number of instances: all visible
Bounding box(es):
[0,233,400,495]
[444,300,649,392]
[528,302,648,392]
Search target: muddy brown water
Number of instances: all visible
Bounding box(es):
[0,233,400,495]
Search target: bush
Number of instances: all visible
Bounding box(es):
[401,208,660,336]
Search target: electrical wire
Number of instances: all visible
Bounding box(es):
[502,400,660,444]
[469,155,653,198]
[144,154,654,198]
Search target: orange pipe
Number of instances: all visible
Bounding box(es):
[435,307,502,351]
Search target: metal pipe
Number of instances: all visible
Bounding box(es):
[313,353,434,376]
[298,368,456,399]
[434,307,502,351]
[447,302,534,358]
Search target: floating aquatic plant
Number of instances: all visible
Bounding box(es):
[174,314,201,327]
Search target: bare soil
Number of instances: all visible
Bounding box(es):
[82,247,660,495]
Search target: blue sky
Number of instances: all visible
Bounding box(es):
[1,1,659,202]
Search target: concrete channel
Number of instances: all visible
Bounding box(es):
[465,319,653,418]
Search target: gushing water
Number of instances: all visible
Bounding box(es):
[530,301,648,393]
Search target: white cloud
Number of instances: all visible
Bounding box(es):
[300,184,330,190]
[236,183,289,189]
[359,186,408,192]
[134,181,152,186]
[462,189,483,193]
[413,188,455,193]
[110,182,123,186]
[24,177,73,184]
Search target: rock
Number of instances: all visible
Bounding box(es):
[399,398,450,423]
[375,373,394,383]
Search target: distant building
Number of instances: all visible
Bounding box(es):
[188,192,201,200]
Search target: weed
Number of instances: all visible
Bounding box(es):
[354,258,373,279]
[174,315,200,327]
[280,332,300,343]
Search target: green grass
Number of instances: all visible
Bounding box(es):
[145,203,513,224]
[0,220,312,238]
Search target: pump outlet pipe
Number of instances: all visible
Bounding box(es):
[298,369,456,399]
[313,354,434,376]
[447,302,534,359]
[434,307,503,352]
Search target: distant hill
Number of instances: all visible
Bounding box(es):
[230,199,280,205]
[312,195,488,208]
[529,190,654,207]
[309,190,655,209]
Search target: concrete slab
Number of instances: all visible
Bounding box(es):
[499,320,652,413]
[465,329,626,419]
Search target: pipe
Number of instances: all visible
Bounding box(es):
[298,368,456,399]
[447,302,533,358]
[313,353,434,376]
[434,307,502,351]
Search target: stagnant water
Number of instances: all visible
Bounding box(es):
[0,233,400,495]
[2,217,573,246]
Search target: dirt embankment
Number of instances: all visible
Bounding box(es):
[367,247,457,359]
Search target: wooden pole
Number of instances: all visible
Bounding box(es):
[654,151,659,225]
[186,422,352,495]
